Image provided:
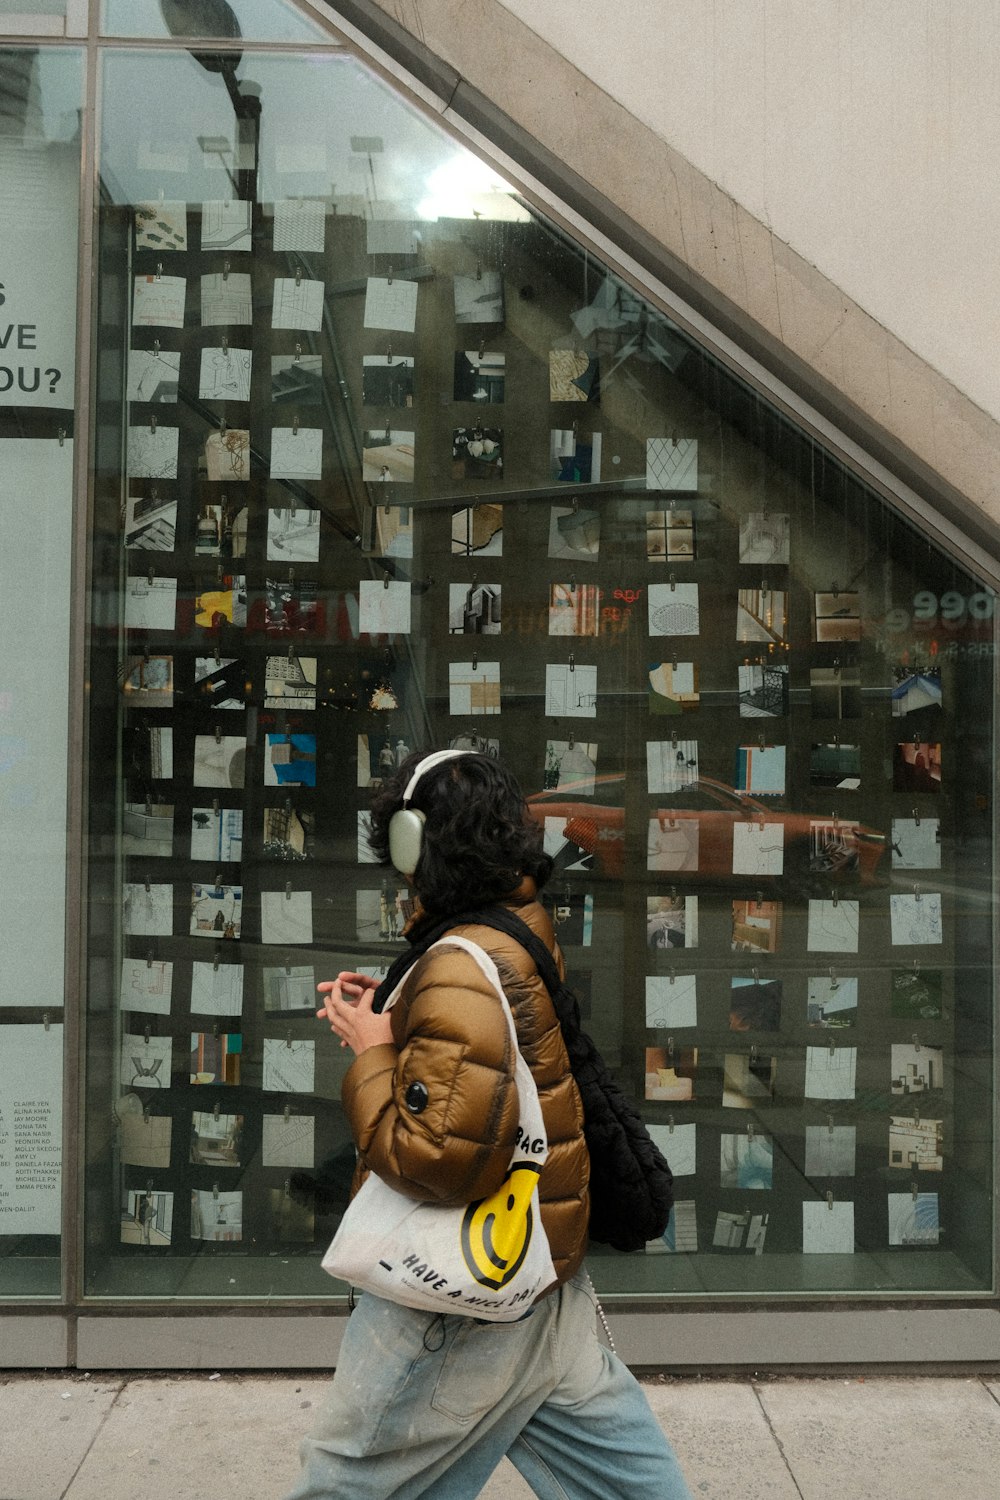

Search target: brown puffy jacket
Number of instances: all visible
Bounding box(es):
[341,881,590,1290]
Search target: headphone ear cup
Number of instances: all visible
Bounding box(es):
[388,807,426,876]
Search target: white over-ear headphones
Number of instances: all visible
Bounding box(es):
[387,749,466,876]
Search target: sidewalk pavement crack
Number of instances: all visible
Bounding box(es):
[59,1378,129,1500]
[751,1380,806,1500]
[982,1376,1000,1412]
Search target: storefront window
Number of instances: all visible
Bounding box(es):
[82,39,995,1304]
[0,44,81,1297]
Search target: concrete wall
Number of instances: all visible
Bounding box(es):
[342,0,1000,534]
[497,0,1000,426]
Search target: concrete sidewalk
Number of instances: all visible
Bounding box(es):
[3,1371,1000,1499]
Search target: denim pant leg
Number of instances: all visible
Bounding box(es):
[506,1276,694,1500]
[283,1291,559,1500]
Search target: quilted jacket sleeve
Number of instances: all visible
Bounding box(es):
[340,945,520,1206]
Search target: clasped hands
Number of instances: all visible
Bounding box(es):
[316,971,395,1056]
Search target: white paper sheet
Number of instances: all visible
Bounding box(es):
[891,817,941,869]
[732,821,785,876]
[262,1038,315,1093]
[803,1200,855,1253]
[190,962,244,1017]
[363,276,418,332]
[273,198,326,252]
[261,890,313,945]
[648,582,700,636]
[648,1122,696,1177]
[890,892,943,945]
[644,975,697,1029]
[201,272,253,326]
[544,663,597,718]
[132,274,186,328]
[127,424,179,480]
[806,899,859,953]
[199,346,252,401]
[201,199,252,251]
[271,426,323,480]
[359,579,412,635]
[119,958,173,1017]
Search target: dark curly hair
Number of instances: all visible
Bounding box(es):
[366,751,552,917]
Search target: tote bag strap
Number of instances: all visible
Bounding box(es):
[386,933,548,1159]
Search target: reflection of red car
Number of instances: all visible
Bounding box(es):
[528,776,886,884]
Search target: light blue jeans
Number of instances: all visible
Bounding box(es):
[284,1271,692,1499]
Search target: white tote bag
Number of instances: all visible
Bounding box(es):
[322,935,557,1321]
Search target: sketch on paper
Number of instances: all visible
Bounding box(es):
[199,346,252,401]
[271,427,322,480]
[200,271,252,326]
[127,348,180,404]
[644,974,697,1029]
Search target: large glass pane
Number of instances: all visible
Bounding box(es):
[101,0,336,43]
[85,42,995,1302]
[0,45,82,1298]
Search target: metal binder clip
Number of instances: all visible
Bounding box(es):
[213,1101,221,1120]
[143,1025,151,1044]
[213,1183,220,1200]
[570,575,576,594]
[149,415,157,435]
[913,883,921,902]
[286,1030,293,1048]
[213,948,220,972]
[747,1121,755,1141]
[223,260,230,282]
[827,1115,835,1135]
[475,259,482,281]
[58,428,65,446]
[284,1105,291,1122]
[668,1115,675,1133]
[826,1191,834,1211]
[212,798,220,816]
[471,651,478,672]
[569,654,575,673]
[668,969,676,986]
[215,724,222,744]
[831,888,839,908]
[219,418,227,439]
[146,949,154,969]
[912,1034,921,1053]
[293,414,299,436]
[479,337,486,359]
[144,874,151,893]
[669,572,676,592]
[285,881,292,901]
[294,343,302,362]
[222,336,229,354]
[154,262,162,281]
[43,1011,51,1032]
[295,267,303,286]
